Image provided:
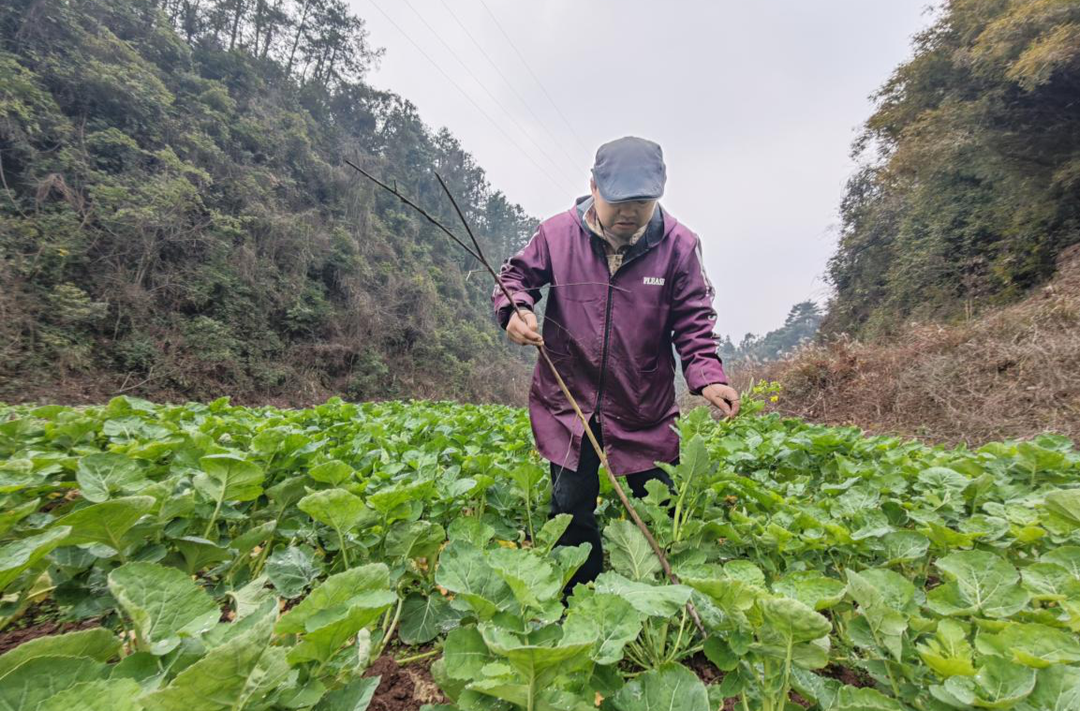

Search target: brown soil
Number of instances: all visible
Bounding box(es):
[0,615,100,655]
[821,662,875,688]
[363,654,447,711]
[685,653,740,710]
[685,652,723,685]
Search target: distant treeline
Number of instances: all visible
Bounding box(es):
[0,0,537,403]
[824,0,1080,338]
[719,300,823,365]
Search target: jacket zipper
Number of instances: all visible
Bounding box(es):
[589,220,657,437]
[592,237,655,422]
[594,275,616,421]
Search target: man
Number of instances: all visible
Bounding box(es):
[491,136,739,587]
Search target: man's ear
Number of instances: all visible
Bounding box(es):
[589,177,597,198]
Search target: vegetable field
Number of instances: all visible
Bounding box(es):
[0,396,1079,711]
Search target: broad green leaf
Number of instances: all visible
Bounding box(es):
[0,527,71,592]
[399,593,458,646]
[195,454,264,503]
[845,569,909,660]
[918,467,970,492]
[594,572,692,618]
[1017,666,1080,711]
[299,488,368,532]
[880,530,930,565]
[230,520,276,557]
[313,677,380,711]
[228,575,276,620]
[486,547,561,609]
[442,625,495,681]
[724,560,766,589]
[367,480,433,516]
[466,679,582,711]
[446,517,495,547]
[308,460,355,486]
[53,496,155,550]
[435,541,514,619]
[605,520,661,582]
[855,568,915,610]
[961,515,1010,542]
[108,562,220,655]
[922,522,977,550]
[0,628,119,679]
[977,622,1080,668]
[552,543,591,588]
[265,545,322,598]
[935,551,1030,618]
[276,563,392,635]
[76,453,146,503]
[670,435,715,492]
[758,596,832,645]
[927,581,978,618]
[1021,563,1080,600]
[0,656,107,711]
[0,499,39,538]
[36,678,142,711]
[173,536,231,575]
[943,657,1036,709]
[566,590,644,665]
[478,622,596,693]
[790,668,841,709]
[141,605,290,711]
[611,662,709,711]
[1041,547,1080,580]
[1044,490,1080,528]
[534,514,572,554]
[917,619,975,677]
[833,685,907,711]
[773,571,847,611]
[276,563,394,664]
[287,601,392,666]
[702,637,739,672]
[385,521,445,562]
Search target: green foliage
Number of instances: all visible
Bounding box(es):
[826,0,1080,337]
[0,0,536,403]
[0,398,1078,709]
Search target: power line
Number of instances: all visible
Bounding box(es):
[478,0,591,156]
[436,0,583,179]
[366,0,578,196]
[398,0,580,187]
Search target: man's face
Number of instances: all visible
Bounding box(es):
[590,179,657,239]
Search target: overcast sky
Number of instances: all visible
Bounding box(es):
[353,0,935,339]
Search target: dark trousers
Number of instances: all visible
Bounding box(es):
[549,416,675,591]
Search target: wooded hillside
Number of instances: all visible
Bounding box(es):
[824,0,1080,337]
[0,0,536,404]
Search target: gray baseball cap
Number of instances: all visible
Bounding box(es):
[591,136,666,203]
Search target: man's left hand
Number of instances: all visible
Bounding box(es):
[701,383,740,418]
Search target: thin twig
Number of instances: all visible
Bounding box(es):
[343,160,482,263]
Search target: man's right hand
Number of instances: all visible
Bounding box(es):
[506,310,543,346]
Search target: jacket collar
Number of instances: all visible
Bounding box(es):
[571,195,673,250]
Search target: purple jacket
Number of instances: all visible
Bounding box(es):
[492,196,728,476]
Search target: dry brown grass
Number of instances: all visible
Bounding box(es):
[733,244,1080,446]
